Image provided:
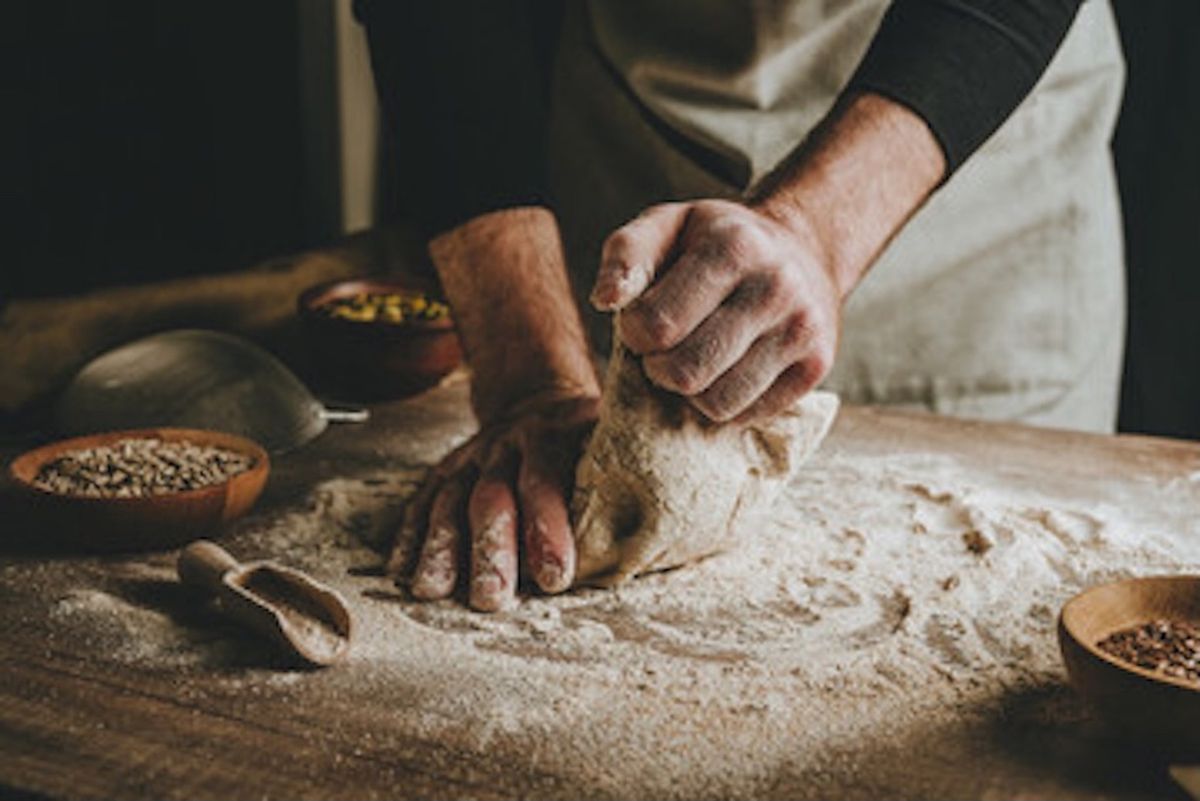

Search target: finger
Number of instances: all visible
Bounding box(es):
[592,203,691,311]
[386,439,476,577]
[732,361,825,425]
[387,475,439,577]
[617,235,748,355]
[517,442,576,594]
[410,477,468,600]
[641,283,767,396]
[691,319,813,422]
[468,453,519,612]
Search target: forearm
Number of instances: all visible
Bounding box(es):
[752,0,1084,296]
[429,207,599,423]
[751,92,946,299]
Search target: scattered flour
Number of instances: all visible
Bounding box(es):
[11,434,1200,798]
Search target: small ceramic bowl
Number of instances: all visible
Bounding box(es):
[1058,575,1200,756]
[8,428,269,552]
[297,278,463,400]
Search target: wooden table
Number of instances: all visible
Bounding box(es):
[2,379,1199,801]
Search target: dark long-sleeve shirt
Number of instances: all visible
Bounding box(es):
[356,0,1085,238]
[849,0,1084,173]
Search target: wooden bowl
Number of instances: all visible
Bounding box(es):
[1058,575,1200,757]
[8,428,269,553]
[298,278,463,401]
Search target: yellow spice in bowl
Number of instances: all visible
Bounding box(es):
[318,292,449,324]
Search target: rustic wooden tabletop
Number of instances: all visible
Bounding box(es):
[2,377,1198,801]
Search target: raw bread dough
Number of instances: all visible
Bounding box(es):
[571,331,839,585]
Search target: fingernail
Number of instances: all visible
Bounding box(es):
[473,572,504,598]
[411,549,454,599]
[410,573,443,599]
[590,284,617,310]
[536,558,569,594]
[594,268,643,311]
[471,571,513,612]
[470,513,515,610]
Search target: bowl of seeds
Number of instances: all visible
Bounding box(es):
[298,278,462,400]
[8,428,269,552]
[1059,575,1200,756]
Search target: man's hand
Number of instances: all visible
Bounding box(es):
[388,207,600,611]
[392,392,597,612]
[592,93,945,423]
[592,200,840,423]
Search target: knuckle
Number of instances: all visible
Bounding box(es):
[743,268,795,317]
[701,225,752,267]
[767,268,804,309]
[601,229,635,264]
[694,248,739,287]
[786,347,832,394]
[663,357,705,395]
[694,198,741,223]
[649,200,684,219]
[688,200,722,224]
[644,307,678,346]
[732,216,771,253]
[517,457,560,497]
[805,339,835,383]
[627,303,679,350]
[778,314,812,351]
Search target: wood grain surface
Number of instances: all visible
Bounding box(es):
[2,379,1198,801]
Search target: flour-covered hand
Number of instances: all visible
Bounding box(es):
[388,393,598,612]
[391,207,600,611]
[592,200,841,423]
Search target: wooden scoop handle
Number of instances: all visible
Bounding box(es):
[178,540,241,594]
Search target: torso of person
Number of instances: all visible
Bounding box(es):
[548,0,1126,433]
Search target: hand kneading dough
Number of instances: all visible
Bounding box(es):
[571,331,839,586]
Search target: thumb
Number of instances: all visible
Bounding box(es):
[590,203,691,311]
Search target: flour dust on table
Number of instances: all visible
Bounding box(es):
[16,419,1200,798]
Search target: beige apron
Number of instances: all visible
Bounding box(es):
[548,0,1126,433]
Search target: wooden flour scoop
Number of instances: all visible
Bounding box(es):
[178,540,352,666]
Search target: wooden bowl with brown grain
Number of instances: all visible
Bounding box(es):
[297,278,463,401]
[1058,575,1200,757]
[8,428,269,553]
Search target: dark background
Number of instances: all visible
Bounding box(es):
[4,2,1197,438]
[1111,3,1200,440]
[6,1,311,292]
